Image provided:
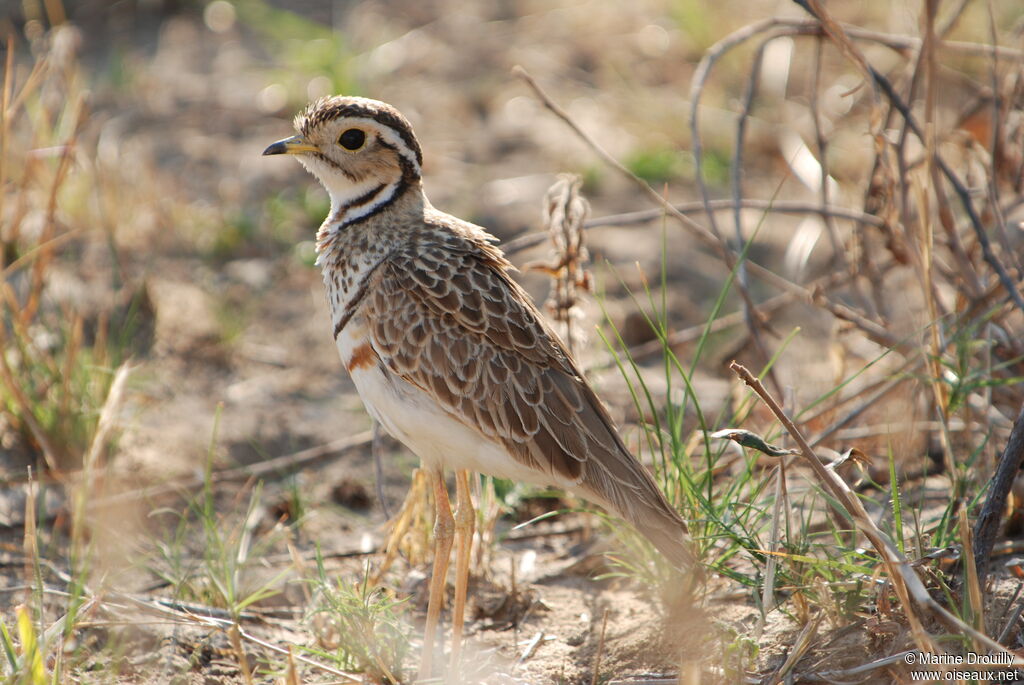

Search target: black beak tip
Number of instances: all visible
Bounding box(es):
[262,142,287,156]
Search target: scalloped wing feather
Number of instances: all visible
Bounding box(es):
[361,223,695,568]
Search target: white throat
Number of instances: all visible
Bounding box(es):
[311,172,401,270]
[324,175,389,218]
[298,156,400,231]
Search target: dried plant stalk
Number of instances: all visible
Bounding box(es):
[732,361,1024,663]
[526,173,592,357]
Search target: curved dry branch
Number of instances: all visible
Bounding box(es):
[731,361,1024,664]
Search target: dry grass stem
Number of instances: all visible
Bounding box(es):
[589,608,610,685]
[731,361,1024,663]
[974,404,1024,585]
[526,173,592,357]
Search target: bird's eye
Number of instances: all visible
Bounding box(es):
[338,128,366,150]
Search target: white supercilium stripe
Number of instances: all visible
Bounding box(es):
[341,116,421,175]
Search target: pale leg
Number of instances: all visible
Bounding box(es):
[418,469,454,682]
[449,469,475,674]
[373,468,427,585]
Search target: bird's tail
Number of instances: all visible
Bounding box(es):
[624,494,698,571]
[568,378,700,572]
[578,451,699,572]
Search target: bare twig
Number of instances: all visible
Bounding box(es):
[730,361,1024,663]
[772,612,823,682]
[793,5,1024,316]
[501,199,886,256]
[512,65,811,303]
[94,431,374,509]
[974,403,1024,586]
[372,421,391,519]
[586,200,886,230]
[229,623,255,685]
[725,31,789,396]
[590,608,610,685]
[810,287,904,351]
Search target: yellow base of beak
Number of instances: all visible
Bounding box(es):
[263,135,318,156]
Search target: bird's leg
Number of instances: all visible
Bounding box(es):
[419,469,454,682]
[449,469,475,674]
[373,468,428,585]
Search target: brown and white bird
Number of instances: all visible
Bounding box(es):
[264,96,696,680]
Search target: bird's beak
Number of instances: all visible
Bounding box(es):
[262,134,318,156]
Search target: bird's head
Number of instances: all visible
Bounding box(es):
[263,96,423,214]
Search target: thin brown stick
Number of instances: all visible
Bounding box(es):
[973,403,1024,586]
[90,431,373,509]
[791,3,1024,317]
[229,623,255,685]
[585,291,794,373]
[730,361,1024,662]
[959,507,985,643]
[512,65,808,302]
[810,288,904,351]
[586,200,886,230]
[501,199,886,257]
[724,31,787,397]
[589,608,610,685]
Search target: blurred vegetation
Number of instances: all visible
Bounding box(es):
[3,0,1024,682]
[0,23,136,471]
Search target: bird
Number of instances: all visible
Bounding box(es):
[263,95,696,681]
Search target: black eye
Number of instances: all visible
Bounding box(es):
[338,128,366,150]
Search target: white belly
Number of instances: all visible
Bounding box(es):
[336,331,552,485]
